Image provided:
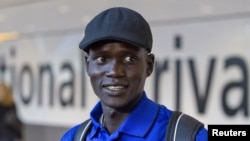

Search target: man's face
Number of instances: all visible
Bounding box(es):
[85,41,154,110]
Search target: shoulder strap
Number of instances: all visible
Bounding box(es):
[74,119,92,141]
[166,111,204,141]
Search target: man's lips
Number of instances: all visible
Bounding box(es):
[102,84,129,91]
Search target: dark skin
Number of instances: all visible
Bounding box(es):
[85,41,154,134]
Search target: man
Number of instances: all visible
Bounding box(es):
[0,83,23,141]
[61,7,208,141]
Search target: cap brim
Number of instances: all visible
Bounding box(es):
[79,37,147,52]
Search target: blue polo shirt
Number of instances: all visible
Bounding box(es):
[61,92,208,141]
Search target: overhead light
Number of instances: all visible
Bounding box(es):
[58,4,69,14]
[201,5,214,15]
[0,32,20,42]
[81,16,91,25]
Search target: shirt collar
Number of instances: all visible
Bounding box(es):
[89,102,103,139]
[89,91,160,138]
[118,92,160,137]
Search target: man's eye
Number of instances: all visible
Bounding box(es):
[124,56,136,62]
[96,57,106,63]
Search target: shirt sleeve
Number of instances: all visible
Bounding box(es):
[196,127,208,141]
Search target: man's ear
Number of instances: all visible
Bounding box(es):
[146,53,155,76]
[84,52,90,74]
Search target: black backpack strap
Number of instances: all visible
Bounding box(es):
[74,119,92,141]
[166,111,204,141]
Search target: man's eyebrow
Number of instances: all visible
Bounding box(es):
[90,50,109,54]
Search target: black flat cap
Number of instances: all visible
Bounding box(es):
[79,7,153,52]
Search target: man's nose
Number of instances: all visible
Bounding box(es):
[106,60,125,77]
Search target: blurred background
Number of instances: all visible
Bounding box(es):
[1,0,250,140]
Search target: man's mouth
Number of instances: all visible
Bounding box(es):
[106,85,126,91]
[103,83,129,91]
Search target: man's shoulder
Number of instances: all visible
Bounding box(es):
[166,111,207,141]
[60,124,80,141]
[196,127,208,141]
